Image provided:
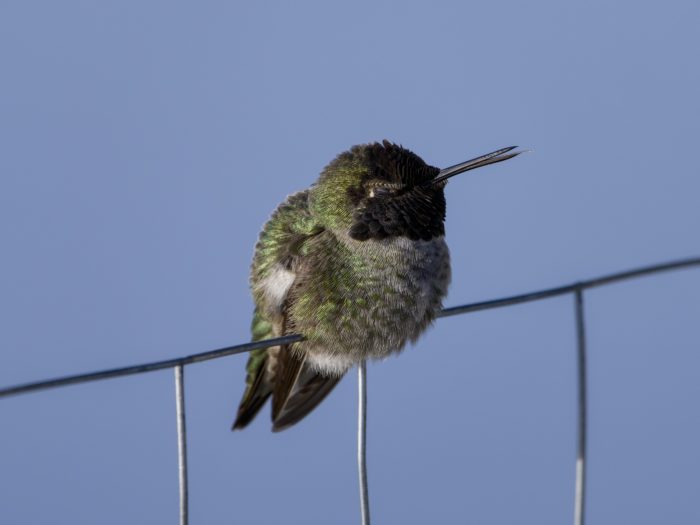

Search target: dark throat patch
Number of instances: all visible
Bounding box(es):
[349,186,446,241]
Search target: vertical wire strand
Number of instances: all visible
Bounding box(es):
[574,289,587,525]
[358,360,370,525]
[175,364,189,525]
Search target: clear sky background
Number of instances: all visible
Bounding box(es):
[1,1,699,524]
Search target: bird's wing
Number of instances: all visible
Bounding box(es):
[231,310,277,430]
[233,190,342,431]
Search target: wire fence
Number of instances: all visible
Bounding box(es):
[1,256,699,524]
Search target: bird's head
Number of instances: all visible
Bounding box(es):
[309,140,522,241]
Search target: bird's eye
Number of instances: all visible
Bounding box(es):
[368,186,393,198]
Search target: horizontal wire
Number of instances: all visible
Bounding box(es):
[1,255,698,400]
[438,255,700,318]
[0,334,303,398]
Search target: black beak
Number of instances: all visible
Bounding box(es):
[432,146,523,185]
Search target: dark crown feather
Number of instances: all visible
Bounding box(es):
[357,140,439,186]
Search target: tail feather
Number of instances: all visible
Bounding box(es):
[270,348,343,431]
[272,363,342,432]
[233,311,343,432]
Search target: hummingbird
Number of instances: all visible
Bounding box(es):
[233,141,522,432]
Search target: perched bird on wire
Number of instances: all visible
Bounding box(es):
[233,141,523,432]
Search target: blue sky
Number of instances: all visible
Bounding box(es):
[1,1,699,523]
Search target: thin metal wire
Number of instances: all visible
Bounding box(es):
[1,256,698,400]
[574,290,587,525]
[0,255,698,525]
[438,255,700,318]
[358,360,370,525]
[175,365,189,525]
[0,334,303,398]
